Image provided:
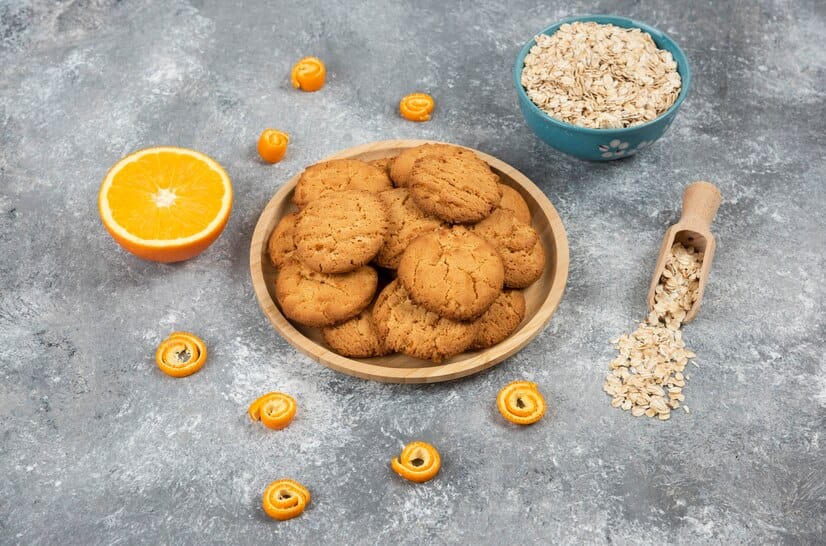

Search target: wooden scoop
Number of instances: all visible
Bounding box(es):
[647,181,722,323]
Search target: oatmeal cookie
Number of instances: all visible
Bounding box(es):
[472,208,546,288]
[471,290,526,349]
[294,190,389,274]
[275,261,377,327]
[373,280,477,362]
[389,143,467,187]
[375,188,444,269]
[409,153,501,224]
[397,226,504,320]
[292,159,392,208]
[267,212,298,268]
[498,184,532,224]
[322,306,392,358]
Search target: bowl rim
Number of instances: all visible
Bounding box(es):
[513,14,692,135]
[249,140,570,383]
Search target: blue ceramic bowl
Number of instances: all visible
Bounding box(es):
[514,15,691,161]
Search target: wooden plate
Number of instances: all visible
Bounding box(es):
[250,140,569,383]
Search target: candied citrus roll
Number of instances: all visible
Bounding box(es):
[249,392,297,430]
[257,129,289,163]
[399,93,435,122]
[497,381,546,425]
[291,57,326,92]
[262,479,310,521]
[155,332,207,378]
[391,441,441,483]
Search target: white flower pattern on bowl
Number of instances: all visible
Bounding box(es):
[598,139,654,158]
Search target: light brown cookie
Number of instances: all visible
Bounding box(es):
[275,261,377,327]
[389,143,467,187]
[267,212,298,268]
[409,153,502,224]
[470,290,526,350]
[499,184,532,224]
[472,208,546,289]
[397,226,504,320]
[294,190,388,273]
[372,280,477,362]
[368,157,395,180]
[292,159,393,208]
[321,306,392,358]
[375,188,445,269]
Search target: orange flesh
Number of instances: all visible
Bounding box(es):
[105,151,226,240]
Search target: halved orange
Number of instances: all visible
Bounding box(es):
[98,147,233,262]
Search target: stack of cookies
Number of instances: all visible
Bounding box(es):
[268,144,547,362]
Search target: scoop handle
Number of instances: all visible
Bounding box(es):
[680,181,721,229]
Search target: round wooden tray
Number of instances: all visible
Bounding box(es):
[250,140,569,383]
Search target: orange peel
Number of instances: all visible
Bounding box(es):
[291,57,326,92]
[497,381,546,425]
[155,332,207,378]
[391,441,441,483]
[262,479,310,521]
[257,129,289,163]
[399,93,435,122]
[248,392,297,430]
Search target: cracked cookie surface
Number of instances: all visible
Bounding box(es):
[499,184,532,224]
[368,157,395,180]
[372,280,478,362]
[389,143,467,187]
[471,290,526,349]
[267,212,298,268]
[375,188,445,269]
[397,226,504,320]
[275,261,377,327]
[294,190,389,274]
[322,306,392,358]
[409,153,501,223]
[472,208,546,288]
[292,159,392,208]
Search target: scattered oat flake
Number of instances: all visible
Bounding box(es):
[604,243,703,420]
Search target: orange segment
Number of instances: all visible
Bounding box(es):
[98,147,233,262]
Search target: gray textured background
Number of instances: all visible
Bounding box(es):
[1,0,824,544]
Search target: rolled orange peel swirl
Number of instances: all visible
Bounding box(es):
[497,381,546,425]
[262,479,310,521]
[248,392,297,430]
[155,332,207,378]
[391,441,441,483]
[257,129,289,164]
[399,93,435,122]
[291,57,326,92]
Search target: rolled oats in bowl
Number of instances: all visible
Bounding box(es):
[521,21,682,129]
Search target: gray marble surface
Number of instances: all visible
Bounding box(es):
[1,0,824,544]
